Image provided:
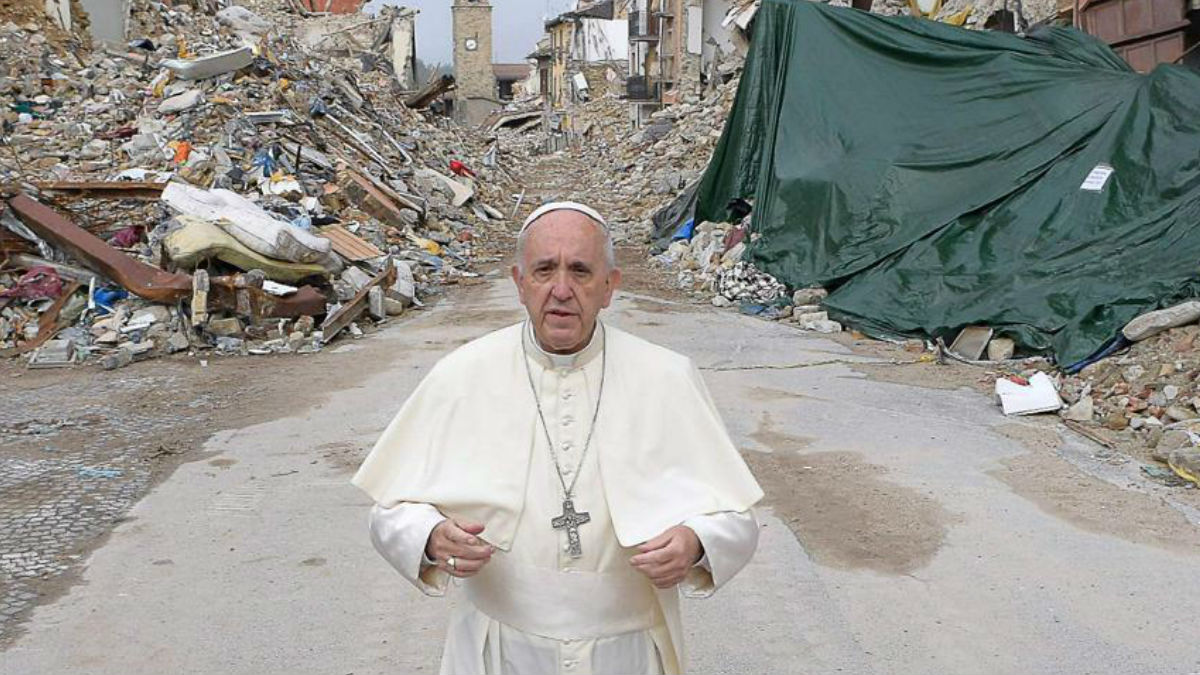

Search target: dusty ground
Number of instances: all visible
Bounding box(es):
[744,441,957,575]
[0,281,472,645]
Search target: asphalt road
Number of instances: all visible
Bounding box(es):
[3,277,1199,675]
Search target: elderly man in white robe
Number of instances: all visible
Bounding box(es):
[353,202,763,675]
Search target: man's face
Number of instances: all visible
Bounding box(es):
[511,211,621,354]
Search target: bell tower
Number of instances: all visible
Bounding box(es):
[451,0,495,125]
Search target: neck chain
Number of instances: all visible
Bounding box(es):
[522,322,607,558]
[521,322,607,500]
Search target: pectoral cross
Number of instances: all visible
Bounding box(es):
[551,498,591,558]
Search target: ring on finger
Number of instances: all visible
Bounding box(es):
[447,556,457,570]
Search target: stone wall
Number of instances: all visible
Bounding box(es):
[452,0,495,123]
[577,61,628,98]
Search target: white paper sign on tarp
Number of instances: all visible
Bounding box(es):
[1080,164,1114,192]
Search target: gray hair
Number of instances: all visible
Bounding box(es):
[515,212,616,274]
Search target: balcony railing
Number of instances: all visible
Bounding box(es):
[628,10,661,41]
[626,75,661,102]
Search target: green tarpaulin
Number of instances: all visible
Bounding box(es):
[696,0,1200,366]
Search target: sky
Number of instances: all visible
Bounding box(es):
[364,0,577,66]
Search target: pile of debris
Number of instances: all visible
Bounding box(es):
[980,299,1200,488]
[1054,306,1200,486]
[577,80,740,239]
[491,75,741,241]
[1,0,518,369]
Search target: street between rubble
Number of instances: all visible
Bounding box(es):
[5,0,1200,671]
[3,267,1200,674]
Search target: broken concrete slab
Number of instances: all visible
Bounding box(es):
[949,326,994,362]
[28,338,75,368]
[796,311,828,324]
[166,331,190,354]
[803,319,843,334]
[382,297,405,316]
[1063,396,1094,422]
[216,6,270,36]
[206,317,244,338]
[367,286,386,321]
[792,287,828,306]
[987,338,1015,361]
[415,168,473,207]
[101,347,133,370]
[1123,301,1200,342]
[340,266,372,292]
[160,46,254,80]
[126,340,155,358]
[130,306,171,325]
[388,259,416,306]
[158,89,204,115]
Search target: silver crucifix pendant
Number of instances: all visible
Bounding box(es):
[551,498,591,558]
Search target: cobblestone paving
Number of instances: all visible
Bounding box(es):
[0,370,204,646]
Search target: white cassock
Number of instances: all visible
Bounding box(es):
[353,321,763,675]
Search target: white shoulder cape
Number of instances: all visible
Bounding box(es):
[351,322,763,550]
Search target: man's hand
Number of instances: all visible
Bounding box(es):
[629,525,704,589]
[425,518,494,578]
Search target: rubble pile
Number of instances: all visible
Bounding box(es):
[1,0,517,368]
[1058,326,1200,484]
[493,76,740,240]
[581,80,739,239]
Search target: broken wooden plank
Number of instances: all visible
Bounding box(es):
[367,173,425,215]
[404,74,454,109]
[319,225,384,262]
[340,170,420,229]
[32,181,167,200]
[1063,419,1117,449]
[320,259,395,342]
